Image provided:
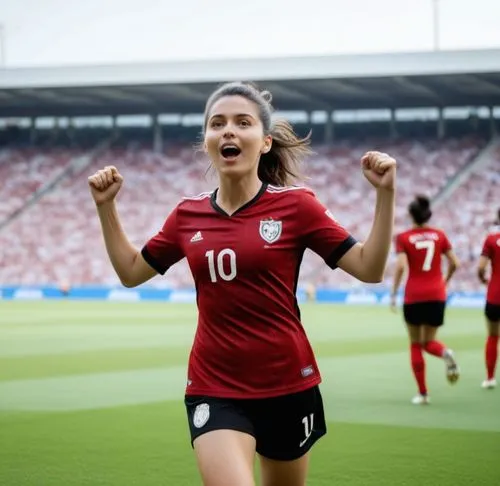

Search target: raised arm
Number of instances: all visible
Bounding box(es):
[337,152,396,283]
[88,166,157,288]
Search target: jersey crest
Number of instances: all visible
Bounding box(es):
[259,219,282,244]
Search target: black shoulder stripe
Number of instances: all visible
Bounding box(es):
[141,246,167,275]
[325,236,358,269]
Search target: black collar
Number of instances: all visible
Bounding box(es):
[210,183,268,217]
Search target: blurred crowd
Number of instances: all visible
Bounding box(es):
[0,135,496,292]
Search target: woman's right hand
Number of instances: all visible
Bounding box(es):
[88,166,124,206]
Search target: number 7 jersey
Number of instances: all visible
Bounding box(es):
[141,183,356,399]
[395,227,452,304]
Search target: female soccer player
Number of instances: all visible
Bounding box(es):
[391,195,461,405]
[478,209,500,389]
[88,82,397,486]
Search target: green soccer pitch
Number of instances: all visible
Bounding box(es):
[1,301,499,485]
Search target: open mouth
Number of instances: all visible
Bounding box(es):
[220,145,242,159]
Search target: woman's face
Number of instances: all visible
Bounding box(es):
[204,95,271,180]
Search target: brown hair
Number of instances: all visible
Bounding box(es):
[202,81,312,186]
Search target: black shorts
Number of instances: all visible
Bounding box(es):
[485,302,500,322]
[185,385,327,461]
[403,301,446,327]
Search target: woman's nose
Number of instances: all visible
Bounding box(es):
[222,124,235,138]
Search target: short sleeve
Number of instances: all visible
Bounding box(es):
[481,236,492,259]
[441,232,452,253]
[298,189,357,269]
[141,206,184,275]
[395,234,405,254]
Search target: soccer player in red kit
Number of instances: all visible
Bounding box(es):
[478,209,500,389]
[88,82,397,486]
[391,195,460,405]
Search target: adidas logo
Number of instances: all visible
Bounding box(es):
[190,231,203,243]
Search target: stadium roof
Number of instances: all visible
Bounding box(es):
[1,49,500,117]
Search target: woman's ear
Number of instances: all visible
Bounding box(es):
[261,135,272,154]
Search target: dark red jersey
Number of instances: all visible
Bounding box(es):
[481,229,500,305]
[142,184,356,399]
[395,227,452,304]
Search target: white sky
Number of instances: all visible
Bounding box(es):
[0,0,499,67]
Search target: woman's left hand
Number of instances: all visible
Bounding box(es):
[389,295,398,313]
[361,151,397,191]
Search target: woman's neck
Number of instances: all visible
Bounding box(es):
[216,174,263,216]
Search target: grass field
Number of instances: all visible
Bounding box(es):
[1,301,499,485]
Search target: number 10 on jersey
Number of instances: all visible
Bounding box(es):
[205,249,237,282]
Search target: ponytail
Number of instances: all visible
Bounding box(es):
[258,119,312,187]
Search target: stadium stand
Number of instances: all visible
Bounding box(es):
[0,147,80,221]
[434,142,500,290]
[0,133,492,291]
[1,49,499,296]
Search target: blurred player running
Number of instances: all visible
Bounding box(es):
[391,195,461,405]
[478,208,500,390]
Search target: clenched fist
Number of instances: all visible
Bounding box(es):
[88,166,124,206]
[361,151,397,191]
